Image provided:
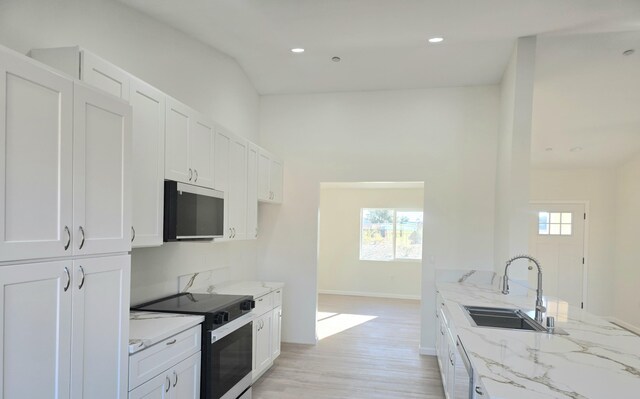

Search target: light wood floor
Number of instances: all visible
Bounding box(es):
[252,294,445,399]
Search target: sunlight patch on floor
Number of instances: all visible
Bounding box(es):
[316,312,378,340]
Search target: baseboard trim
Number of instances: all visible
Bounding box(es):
[318,289,420,300]
[419,346,436,356]
[608,317,640,336]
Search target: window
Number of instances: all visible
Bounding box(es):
[360,209,423,261]
[538,212,572,235]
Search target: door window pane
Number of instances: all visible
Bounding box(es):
[538,211,572,236]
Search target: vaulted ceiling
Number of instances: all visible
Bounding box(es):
[117,0,640,167]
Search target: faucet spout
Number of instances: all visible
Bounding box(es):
[501,255,546,324]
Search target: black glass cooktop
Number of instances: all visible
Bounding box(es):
[133,292,250,315]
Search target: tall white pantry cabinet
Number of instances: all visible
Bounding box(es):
[0,45,131,399]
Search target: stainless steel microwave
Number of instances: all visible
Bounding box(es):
[163,180,224,241]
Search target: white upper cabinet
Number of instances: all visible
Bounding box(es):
[73,83,132,255]
[130,78,165,248]
[247,143,259,240]
[0,47,74,262]
[257,148,283,204]
[30,46,130,101]
[214,129,231,239]
[165,97,215,189]
[228,135,248,241]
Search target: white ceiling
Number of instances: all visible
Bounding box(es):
[118,0,640,95]
[117,0,640,168]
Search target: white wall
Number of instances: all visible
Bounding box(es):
[614,152,640,330]
[530,168,617,316]
[0,0,261,304]
[258,87,499,346]
[318,187,423,299]
[494,37,537,281]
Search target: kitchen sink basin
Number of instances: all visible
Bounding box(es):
[462,305,547,332]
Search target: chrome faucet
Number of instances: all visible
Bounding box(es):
[501,255,546,324]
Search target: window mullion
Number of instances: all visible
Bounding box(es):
[392,209,397,260]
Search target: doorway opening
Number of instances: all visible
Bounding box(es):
[528,201,588,309]
[316,181,424,340]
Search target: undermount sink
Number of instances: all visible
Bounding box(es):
[462,305,547,332]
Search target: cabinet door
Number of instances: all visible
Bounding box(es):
[228,135,248,240]
[257,150,271,201]
[170,353,201,399]
[165,98,192,184]
[71,255,130,399]
[81,50,130,101]
[271,306,282,359]
[246,143,259,240]
[130,78,165,248]
[214,130,231,239]
[270,158,283,204]
[73,84,132,255]
[253,313,272,379]
[128,372,170,399]
[0,49,73,262]
[189,116,215,189]
[0,260,72,399]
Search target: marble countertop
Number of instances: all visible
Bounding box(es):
[128,311,204,354]
[437,280,640,398]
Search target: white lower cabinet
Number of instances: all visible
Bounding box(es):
[253,311,272,378]
[0,255,130,399]
[129,353,201,399]
[252,288,284,382]
[128,326,201,399]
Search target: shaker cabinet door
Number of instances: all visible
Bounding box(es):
[130,78,165,248]
[71,255,130,399]
[0,49,73,262]
[0,260,72,399]
[73,83,132,255]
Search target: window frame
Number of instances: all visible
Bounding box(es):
[359,207,423,262]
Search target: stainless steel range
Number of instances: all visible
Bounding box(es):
[133,292,255,399]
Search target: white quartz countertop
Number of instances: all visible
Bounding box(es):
[437,281,640,399]
[128,311,204,354]
[191,280,284,299]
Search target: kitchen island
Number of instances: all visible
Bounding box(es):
[436,274,640,398]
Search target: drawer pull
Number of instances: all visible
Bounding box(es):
[166,339,177,345]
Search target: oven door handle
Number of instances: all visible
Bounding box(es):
[210,313,253,343]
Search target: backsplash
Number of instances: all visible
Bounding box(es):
[130,240,258,305]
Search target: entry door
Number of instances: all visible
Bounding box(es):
[528,203,585,308]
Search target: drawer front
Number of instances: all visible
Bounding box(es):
[254,292,274,316]
[273,288,283,307]
[129,325,201,391]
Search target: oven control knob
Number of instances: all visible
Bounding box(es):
[213,311,228,325]
[240,300,255,311]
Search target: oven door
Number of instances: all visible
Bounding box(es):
[203,316,253,399]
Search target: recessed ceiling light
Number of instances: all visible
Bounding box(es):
[570,146,583,152]
[291,48,305,53]
[623,49,635,56]
[331,56,341,62]
[428,37,444,43]
[545,147,553,152]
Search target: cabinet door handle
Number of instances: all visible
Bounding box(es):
[173,370,178,387]
[131,226,135,243]
[188,168,193,181]
[475,386,484,396]
[194,169,198,182]
[63,226,71,250]
[63,267,71,292]
[229,228,233,238]
[166,339,177,345]
[78,265,85,290]
[232,227,236,238]
[165,376,171,392]
[78,226,85,250]
[255,227,258,238]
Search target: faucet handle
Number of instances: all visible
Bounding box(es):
[537,304,547,313]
